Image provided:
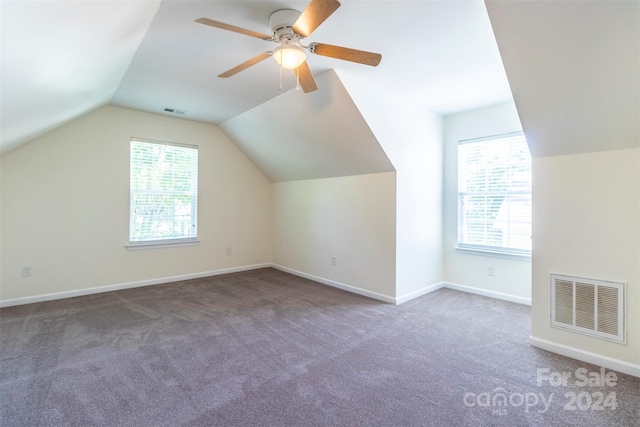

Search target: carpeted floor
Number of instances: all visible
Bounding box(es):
[1,267,638,426]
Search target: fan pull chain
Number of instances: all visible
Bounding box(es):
[296,67,301,91]
[279,64,283,91]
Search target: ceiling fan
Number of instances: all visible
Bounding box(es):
[195,0,381,93]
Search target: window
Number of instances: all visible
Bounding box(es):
[458,132,531,255]
[129,138,198,247]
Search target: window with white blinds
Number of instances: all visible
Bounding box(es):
[129,138,198,245]
[458,132,531,254]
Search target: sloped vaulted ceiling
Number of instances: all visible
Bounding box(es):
[485,0,640,158]
[1,1,512,160]
[220,70,394,182]
[0,1,161,155]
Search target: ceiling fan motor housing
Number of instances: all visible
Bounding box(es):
[269,9,301,34]
[194,0,379,93]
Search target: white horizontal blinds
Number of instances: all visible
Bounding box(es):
[458,132,531,253]
[130,138,198,243]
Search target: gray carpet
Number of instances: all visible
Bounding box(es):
[1,268,638,426]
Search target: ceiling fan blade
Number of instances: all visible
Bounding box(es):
[218,52,272,78]
[296,61,318,93]
[311,43,381,66]
[292,0,341,38]
[195,18,272,41]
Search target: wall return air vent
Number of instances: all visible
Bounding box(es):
[550,274,625,343]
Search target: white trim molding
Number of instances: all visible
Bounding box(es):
[444,281,531,305]
[395,281,530,306]
[454,246,531,261]
[268,267,530,306]
[396,282,445,305]
[2,266,533,309]
[0,264,271,308]
[271,264,396,304]
[126,239,200,250]
[529,336,640,378]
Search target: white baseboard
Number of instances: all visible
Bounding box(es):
[0,263,271,308]
[395,281,530,306]
[443,282,531,306]
[271,264,396,304]
[269,267,530,307]
[6,265,634,380]
[1,267,532,309]
[396,282,445,305]
[271,265,447,305]
[529,336,640,378]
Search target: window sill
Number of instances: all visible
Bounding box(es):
[127,239,200,251]
[455,246,531,261]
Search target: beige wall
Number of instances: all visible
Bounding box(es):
[0,105,272,303]
[443,102,531,302]
[532,148,640,367]
[272,172,397,300]
[393,110,444,299]
[337,71,444,299]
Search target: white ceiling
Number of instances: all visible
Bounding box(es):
[0,0,161,155]
[1,0,513,155]
[221,70,395,182]
[486,0,639,158]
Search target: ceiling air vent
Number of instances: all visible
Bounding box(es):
[550,274,625,343]
[163,107,186,115]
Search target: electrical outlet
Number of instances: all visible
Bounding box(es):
[487,266,495,276]
[226,247,232,256]
[331,256,336,266]
[22,266,33,277]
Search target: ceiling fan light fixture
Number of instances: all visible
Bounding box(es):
[273,45,306,69]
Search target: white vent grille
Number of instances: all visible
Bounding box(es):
[163,107,186,115]
[550,274,625,343]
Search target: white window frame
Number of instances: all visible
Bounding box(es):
[128,137,199,250]
[456,131,531,258]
